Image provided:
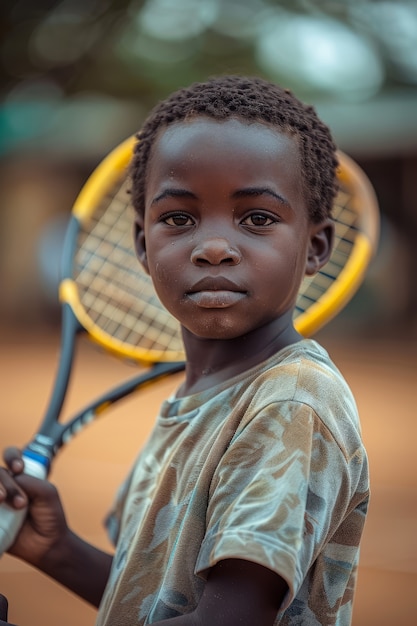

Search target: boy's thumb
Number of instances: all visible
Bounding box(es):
[0,594,8,621]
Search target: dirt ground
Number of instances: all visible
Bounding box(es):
[0,328,415,626]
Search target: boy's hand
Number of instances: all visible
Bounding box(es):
[0,593,17,626]
[1,448,112,608]
[0,447,69,567]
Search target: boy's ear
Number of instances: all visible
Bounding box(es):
[134,214,149,274]
[305,219,334,276]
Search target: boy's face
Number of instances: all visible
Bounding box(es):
[136,117,332,341]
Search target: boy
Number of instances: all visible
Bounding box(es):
[0,76,369,625]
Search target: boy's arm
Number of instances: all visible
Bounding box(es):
[152,559,288,626]
[35,530,113,608]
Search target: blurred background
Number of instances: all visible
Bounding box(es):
[0,0,416,624]
[1,0,417,330]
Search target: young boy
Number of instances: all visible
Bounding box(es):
[0,76,369,626]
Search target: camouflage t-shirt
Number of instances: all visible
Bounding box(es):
[95,339,369,626]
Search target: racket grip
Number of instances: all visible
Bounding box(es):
[0,452,48,556]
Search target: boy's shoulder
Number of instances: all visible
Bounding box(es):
[245,339,362,455]
[252,338,350,401]
[186,339,354,422]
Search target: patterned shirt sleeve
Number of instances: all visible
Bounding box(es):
[196,398,367,613]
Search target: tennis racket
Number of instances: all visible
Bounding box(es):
[0,137,379,554]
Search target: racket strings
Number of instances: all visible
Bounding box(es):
[74,180,183,359]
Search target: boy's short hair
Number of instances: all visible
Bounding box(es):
[130,75,338,223]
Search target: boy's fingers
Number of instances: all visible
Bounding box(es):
[15,474,58,505]
[0,468,28,508]
[0,468,54,509]
[2,448,24,475]
[0,471,56,513]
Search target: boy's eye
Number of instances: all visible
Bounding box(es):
[241,213,277,227]
[162,213,194,227]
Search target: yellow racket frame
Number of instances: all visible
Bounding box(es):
[63,136,379,363]
[295,150,379,335]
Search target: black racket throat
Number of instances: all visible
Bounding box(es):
[40,304,82,430]
[25,354,185,470]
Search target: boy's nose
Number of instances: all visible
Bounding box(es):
[190,237,241,266]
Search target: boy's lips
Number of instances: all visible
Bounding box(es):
[185,277,246,308]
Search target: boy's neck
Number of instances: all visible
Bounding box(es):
[178,311,302,397]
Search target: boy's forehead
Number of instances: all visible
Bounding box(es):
[145,117,306,216]
[151,117,301,164]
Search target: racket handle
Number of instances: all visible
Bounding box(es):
[0,452,48,556]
